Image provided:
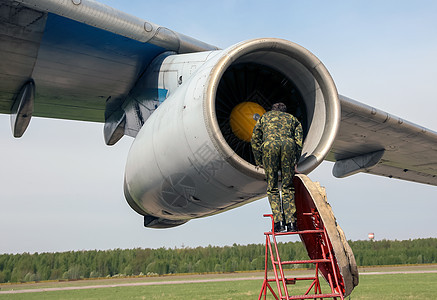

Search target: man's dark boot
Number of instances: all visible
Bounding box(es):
[274,222,285,233]
[286,222,298,232]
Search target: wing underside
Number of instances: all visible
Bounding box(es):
[0,0,216,122]
[328,95,437,185]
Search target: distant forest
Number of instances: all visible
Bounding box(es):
[0,238,436,283]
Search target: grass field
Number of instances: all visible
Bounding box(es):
[1,267,436,299]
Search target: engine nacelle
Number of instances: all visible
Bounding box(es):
[124,38,340,228]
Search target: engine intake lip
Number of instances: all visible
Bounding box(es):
[204,38,340,178]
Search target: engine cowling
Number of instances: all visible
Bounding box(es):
[124,38,340,228]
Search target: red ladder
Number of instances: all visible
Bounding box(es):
[258,213,345,300]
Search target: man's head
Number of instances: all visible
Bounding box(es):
[271,102,287,112]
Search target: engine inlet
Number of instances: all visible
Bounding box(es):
[216,62,307,165]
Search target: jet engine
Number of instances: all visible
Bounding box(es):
[123,38,340,228]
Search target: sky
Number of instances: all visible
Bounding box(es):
[1,0,437,254]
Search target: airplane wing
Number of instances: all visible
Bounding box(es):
[0,0,217,123]
[328,95,437,185]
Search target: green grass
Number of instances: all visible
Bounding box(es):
[351,273,437,299]
[1,273,436,299]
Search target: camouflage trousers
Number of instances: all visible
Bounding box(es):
[262,138,297,224]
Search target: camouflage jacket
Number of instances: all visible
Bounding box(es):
[251,110,303,166]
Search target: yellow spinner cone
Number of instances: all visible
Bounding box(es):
[229,102,266,142]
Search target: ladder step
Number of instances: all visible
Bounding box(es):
[267,229,324,236]
[283,293,343,299]
[273,259,331,264]
[266,277,317,283]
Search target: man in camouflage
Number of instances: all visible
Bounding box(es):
[251,102,303,232]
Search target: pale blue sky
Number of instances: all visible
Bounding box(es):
[1,1,437,254]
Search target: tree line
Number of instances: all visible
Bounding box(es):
[0,238,436,283]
